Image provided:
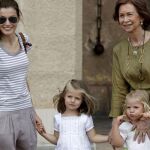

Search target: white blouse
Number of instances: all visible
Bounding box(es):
[119,122,150,150]
[54,113,94,150]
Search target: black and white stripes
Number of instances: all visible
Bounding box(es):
[0,33,32,111]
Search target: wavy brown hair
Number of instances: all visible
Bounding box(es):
[0,0,22,19]
[113,0,150,30]
[53,79,95,115]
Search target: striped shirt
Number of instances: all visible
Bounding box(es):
[0,33,32,111]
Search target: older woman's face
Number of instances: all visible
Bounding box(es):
[118,3,142,33]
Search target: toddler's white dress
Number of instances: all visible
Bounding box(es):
[54,113,94,150]
[119,122,150,150]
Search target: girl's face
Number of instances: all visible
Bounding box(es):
[64,89,82,113]
[118,3,142,33]
[0,7,18,37]
[126,98,144,122]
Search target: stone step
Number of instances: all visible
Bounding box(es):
[37,144,96,150]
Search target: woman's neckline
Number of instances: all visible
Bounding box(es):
[128,30,150,47]
[0,33,22,56]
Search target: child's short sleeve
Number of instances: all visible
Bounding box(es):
[85,115,94,132]
[54,113,61,132]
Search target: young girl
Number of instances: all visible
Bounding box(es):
[38,79,108,150]
[111,90,150,150]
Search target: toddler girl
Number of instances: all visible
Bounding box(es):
[111,90,150,150]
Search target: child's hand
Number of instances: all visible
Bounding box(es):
[116,115,126,125]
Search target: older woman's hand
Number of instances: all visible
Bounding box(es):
[133,115,150,143]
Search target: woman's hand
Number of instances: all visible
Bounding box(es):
[141,112,150,119]
[133,116,150,143]
[35,113,45,134]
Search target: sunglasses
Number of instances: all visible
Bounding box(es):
[0,16,18,24]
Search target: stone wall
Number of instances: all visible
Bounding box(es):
[83,0,123,116]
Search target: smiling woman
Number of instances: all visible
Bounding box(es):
[0,7,19,44]
[109,0,150,149]
[0,0,43,150]
[110,0,150,118]
[118,3,143,35]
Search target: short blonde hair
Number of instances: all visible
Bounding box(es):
[123,90,150,113]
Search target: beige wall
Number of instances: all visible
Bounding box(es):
[17,0,82,108]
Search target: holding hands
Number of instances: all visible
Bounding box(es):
[35,113,46,134]
[35,116,58,145]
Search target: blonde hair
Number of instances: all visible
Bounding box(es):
[53,79,95,115]
[123,90,150,113]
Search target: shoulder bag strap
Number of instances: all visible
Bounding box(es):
[19,32,27,54]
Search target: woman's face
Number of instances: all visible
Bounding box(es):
[0,7,19,37]
[118,3,142,33]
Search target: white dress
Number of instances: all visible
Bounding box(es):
[54,113,94,150]
[119,122,150,150]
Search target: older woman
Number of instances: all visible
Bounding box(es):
[109,0,150,146]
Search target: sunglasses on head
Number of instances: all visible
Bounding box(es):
[0,16,18,24]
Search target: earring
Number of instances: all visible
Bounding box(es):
[140,20,143,26]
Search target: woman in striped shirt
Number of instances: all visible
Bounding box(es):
[0,0,42,149]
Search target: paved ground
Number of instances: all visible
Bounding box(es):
[94,117,123,150]
[94,116,112,150]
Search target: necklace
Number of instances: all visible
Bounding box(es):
[127,30,145,82]
[128,31,145,56]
